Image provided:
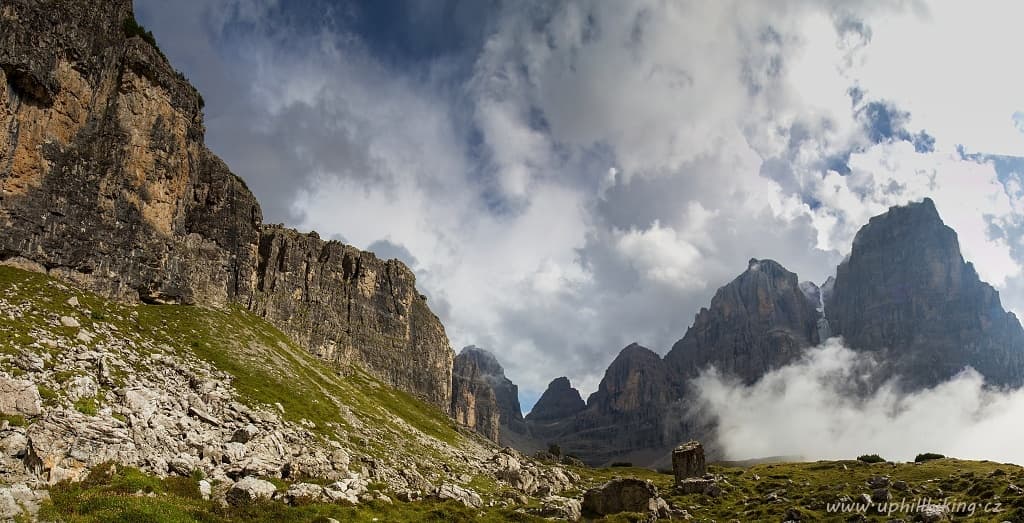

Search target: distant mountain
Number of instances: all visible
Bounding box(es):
[826,198,1024,388]
[520,198,1024,466]
[450,346,528,444]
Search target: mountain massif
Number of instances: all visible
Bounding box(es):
[482,198,1024,466]
[4,1,1024,520]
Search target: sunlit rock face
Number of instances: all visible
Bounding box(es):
[0,0,453,410]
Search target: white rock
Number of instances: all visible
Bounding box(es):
[66,296,79,307]
[59,316,80,328]
[0,378,42,416]
[226,476,277,506]
[65,375,99,402]
[199,480,212,500]
[435,484,483,508]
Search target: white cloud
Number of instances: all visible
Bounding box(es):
[694,338,1024,463]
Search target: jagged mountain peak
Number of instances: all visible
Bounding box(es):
[450,345,527,443]
[615,342,661,362]
[525,377,586,422]
[827,196,1024,388]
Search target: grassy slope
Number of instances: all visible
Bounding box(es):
[0,265,536,520]
[5,265,1024,521]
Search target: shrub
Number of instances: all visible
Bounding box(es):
[122,17,158,48]
[857,454,885,464]
[74,396,98,416]
[915,453,945,462]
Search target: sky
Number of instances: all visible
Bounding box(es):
[135,0,1024,413]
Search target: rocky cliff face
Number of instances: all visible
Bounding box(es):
[826,198,1024,388]
[664,258,820,384]
[526,344,677,466]
[251,227,452,409]
[450,346,527,443]
[0,0,452,410]
[526,377,585,423]
[521,199,1024,466]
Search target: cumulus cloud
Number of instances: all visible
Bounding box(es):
[136,0,1024,411]
[694,338,1024,463]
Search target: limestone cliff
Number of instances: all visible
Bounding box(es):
[826,198,1024,388]
[526,377,585,423]
[664,258,821,384]
[0,0,453,410]
[450,346,527,444]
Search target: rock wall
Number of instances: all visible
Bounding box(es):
[0,0,453,410]
[664,258,821,384]
[251,227,452,411]
[826,198,1024,388]
[450,346,527,443]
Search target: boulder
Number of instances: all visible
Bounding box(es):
[231,424,259,443]
[537,495,582,521]
[282,483,324,504]
[677,477,716,495]
[0,378,42,416]
[226,477,277,505]
[434,484,483,508]
[672,441,706,483]
[582,478,670,518]
[918,503,950,522]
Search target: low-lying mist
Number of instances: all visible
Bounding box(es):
[693,338,1024,464]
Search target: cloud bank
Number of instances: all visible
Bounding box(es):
[694,338,1024,463]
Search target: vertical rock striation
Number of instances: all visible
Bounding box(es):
[0,0,453,410]
[450,346,527,443]
[664,258,821,384]
[826,197,1024,388]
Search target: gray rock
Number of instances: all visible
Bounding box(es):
[59,316,80,328]
[673,441,706,483]
[537,495,582,521]
[677,478,715,495]
[434,484,483,509]
[871,487,891,502]
[15,352,44,372]
[582,478,667,517]
[919,503,950,522]
[283,483,324,504]
[231,424,259,443]
[0,378,42,416]
[226,477,278,506]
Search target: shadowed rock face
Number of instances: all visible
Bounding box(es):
[526,377,585,423]
[520,199,1024,466]
[450,346,527,443]
[664,258,821,385]
[0,0,453,410]
[826,198,1024,388]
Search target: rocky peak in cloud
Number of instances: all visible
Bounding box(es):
[524,198,1024,466]
[450,345,528,443]
[664,257,821,386]
[827,198,1024,388]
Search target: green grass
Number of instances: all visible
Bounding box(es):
[0,264,466,471]
[74,396,99,416]
[41,463,545,523]
[1,413,26,426]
